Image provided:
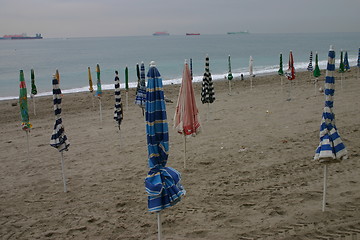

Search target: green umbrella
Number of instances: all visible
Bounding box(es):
[338,50,344,73]
[278,53,284,76]
[30,69,37,115]
[313,52,321,78]
[19,70,32,131]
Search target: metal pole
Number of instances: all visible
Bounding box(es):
[61,152,67,193]
[157,212,162,240]
[184,135,187,169]
[322,164,328,212]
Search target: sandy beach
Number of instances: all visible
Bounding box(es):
[1,69,359,239]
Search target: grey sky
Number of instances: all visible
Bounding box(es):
[1,0,359,38]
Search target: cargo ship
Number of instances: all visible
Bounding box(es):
[227,31,250,35]
[152,31,170,36]
[0,33,43,40]
[186,33,200,36]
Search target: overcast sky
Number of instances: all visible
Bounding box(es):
[1,0,359,38]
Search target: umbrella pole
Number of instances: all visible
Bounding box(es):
[60,151,67,193]
[251,77,253,90]
[126,91,129,111]
[206,102,210,122]
[340,73,343,90]
[287,81,292,101]
[357,67,359,81]
[98,98,102,125]
[91,94,95,108]
[228,80,231,95]
[184,135,187,169]
[157,212,162,240]
[26,131,30,161]
[314,78,318,95]
[322,164,328,212]
[33,97,36,115]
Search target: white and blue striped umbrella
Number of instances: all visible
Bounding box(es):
[50,74,70,152]
[114,71,123,129]
[314,46,347,162]
[307,51,313,71]
[135,62,146,110]
[144,61,185,212]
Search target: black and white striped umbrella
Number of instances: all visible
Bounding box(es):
[114,71,123,129]
[307,51,313,72]
[201,55,215,104]
[50,74,70,152]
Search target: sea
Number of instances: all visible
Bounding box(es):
[0,32,359,100]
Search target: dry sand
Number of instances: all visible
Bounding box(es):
[0,69,359,240]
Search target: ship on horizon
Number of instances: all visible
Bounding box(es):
[227,30,250,35]
[152,31,170,36]
[0,33,43,40]
[186,33,200,36]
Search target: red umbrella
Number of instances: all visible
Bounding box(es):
[174,60,201,168]
[286,50,295,80]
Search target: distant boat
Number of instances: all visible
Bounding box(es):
[0,33,43,40]
[153,31,170,36]
[186,33,200,36]
[227,31,250,35]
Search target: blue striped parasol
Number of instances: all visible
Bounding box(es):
[307,51,313,72]
[314,46,347,211]
[144,61,185,239]
[135,62,147,113]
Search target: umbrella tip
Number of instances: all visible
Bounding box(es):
[150,61,156,67]
[184,59,188,64]
[329,45,334,51]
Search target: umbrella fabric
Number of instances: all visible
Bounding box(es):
[135,62,147,108]
[174,61,201,136]
[313,52,321,78]
[314,46,347,163]
[114,71,123,129]
[307,51,313,72]
[96,64,102,97]
[358,47,360,67]
[144,61,185,212]
[19,70,32,131]
[338,51,345,73]
[125,66,129,91]
[88,67,94,92]
[30,69,37,96]
[227,55,233,80]
[135,63,140,96]
[344,51,350,71]
[50,74,70,152]
[278,53,284,76]
[249,56,254,76]
[201,55,215,104]
[190,58,193,80]
[286,51,295,80]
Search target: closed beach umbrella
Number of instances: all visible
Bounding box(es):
[190,58,193,80]
[227,55,233,94]
[174,60,201,169]
[307,51,313,72]
[314,46,347,211]
[338,50,344,73]
[313,52,321,78]
[201,55,215,121]
[19,70,32,131]
[88,67,95,107]
[96,64,103,124]
[344,51,350,71]
[286,50,295,80]
[50,73,70,192]
[30,69,38,115]
[55,69,60,83]
[201,55,215,104]
[144,61,186,240]
[135,62,146,114]
[114,71,123,130]
[357,47,360,80]
[19,70,32,159]
[278,52,284,87]
[125,65,129,111]
[249,55,254,89]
